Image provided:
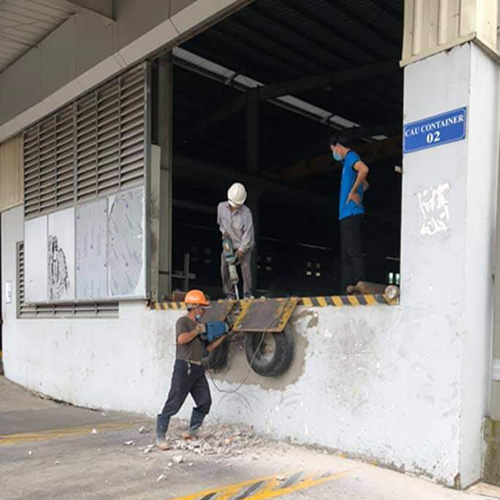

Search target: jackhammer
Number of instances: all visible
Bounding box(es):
[222,235,240,300]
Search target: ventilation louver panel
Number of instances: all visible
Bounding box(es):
[23,63,148,218]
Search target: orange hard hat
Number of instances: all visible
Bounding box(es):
[185,289,210,307]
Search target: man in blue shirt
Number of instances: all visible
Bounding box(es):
[330,135,370,294]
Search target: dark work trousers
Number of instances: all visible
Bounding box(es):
[156,360,212,438]
[340,214,365,293]
[221,251,253,297]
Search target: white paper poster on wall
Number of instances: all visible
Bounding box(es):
[108,187,145,298]
[76,198,108,300]
[24,215,48,303]
[48,207,76,301]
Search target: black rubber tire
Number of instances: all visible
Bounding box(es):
[205,337,230,371]
[245,328,295,377]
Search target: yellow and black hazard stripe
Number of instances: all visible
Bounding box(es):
[299,294,396,307]
[152,301,187,311]
[149,294,397,311]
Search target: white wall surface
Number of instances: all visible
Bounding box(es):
[2,43,499,488]
[460,43,499,484]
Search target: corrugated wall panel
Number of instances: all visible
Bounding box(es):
[0,135,23,212]
[402,0,499,65]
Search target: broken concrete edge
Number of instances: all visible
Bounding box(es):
[149,294,399,311]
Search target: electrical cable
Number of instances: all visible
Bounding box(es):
[206,329,268,395]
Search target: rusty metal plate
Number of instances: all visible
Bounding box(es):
[201,301,236,323]
[232,298,299,333]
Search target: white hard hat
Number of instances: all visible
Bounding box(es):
[227,182,247,207]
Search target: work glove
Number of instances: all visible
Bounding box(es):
[195,323,207,335]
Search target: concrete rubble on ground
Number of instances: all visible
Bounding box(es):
[164,423,263,458]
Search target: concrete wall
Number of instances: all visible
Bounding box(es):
[461,42,499,483]
[4,44,500,481]
[0,0,251,142]
[2,36,500,491]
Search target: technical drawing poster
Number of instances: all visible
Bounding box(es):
[108,187,145,298]
[76,198,108,300]
[24,215,48,303]
[48,207,75,301]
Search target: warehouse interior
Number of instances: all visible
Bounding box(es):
[165,0,404,298]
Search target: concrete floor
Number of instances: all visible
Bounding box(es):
[0,376,493,500]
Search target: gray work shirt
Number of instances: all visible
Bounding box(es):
[176,316,204,362]
[217,202,255,254]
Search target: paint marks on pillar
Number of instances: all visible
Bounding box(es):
[417,182,450,236]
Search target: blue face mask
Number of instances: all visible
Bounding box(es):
[332,151,343,162]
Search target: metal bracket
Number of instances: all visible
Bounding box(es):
[201,301,237,324]
[232,298,299,333]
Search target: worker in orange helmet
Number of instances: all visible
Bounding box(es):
[156,290,224,450]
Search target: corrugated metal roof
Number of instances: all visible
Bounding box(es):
[0,0,76,72]
[182,0,403,124]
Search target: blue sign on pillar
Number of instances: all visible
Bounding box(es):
[403,107,467,154]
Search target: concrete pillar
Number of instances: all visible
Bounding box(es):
[402,42,499,487]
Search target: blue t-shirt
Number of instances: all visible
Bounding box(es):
[339,150,365,221]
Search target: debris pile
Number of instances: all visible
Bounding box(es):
[165,423,262,458]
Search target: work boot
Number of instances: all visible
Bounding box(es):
[156,414,171,451]
[185,408,207,439]
[182,429,199,440]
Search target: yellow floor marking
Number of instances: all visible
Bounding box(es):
[0,421,144,445]
[259,477,280,494]
[248,470,351,500]
[215,484,246,500]
[165,472,296,500]
[166,469,355,500]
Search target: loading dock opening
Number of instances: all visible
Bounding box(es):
[163,0,404,300]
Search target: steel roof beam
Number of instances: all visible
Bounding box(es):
[187,60,397,137]
[257,60,398,101]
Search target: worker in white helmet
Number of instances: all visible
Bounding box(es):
[217,182,255,299]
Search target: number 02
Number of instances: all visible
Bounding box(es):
[426,131,441,144]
